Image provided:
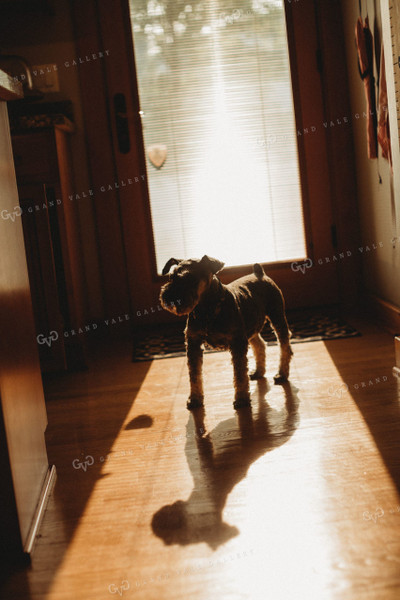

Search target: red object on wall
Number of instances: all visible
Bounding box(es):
[355,16,378,159]
[377,45,392,166]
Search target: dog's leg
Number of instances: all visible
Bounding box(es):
[230,340,251,409]
[186,336,204,410]
[249,333,266,380]
[268,306,293,384]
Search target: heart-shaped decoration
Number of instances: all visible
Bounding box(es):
[147,143,167,169]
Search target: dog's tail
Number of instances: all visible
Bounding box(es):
[253,263,265,279]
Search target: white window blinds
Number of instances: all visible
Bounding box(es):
[130,0,306,273]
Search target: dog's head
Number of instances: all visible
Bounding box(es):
[160,255,225,316]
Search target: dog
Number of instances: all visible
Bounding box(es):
[160,255,293,410]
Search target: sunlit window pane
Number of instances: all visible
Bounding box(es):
[130,0,307,273]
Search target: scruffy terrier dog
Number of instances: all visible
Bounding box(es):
[160,255,293,410]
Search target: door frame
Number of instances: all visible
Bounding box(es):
[75,0,360,324]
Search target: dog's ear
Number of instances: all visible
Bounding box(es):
[161,258,181,276]
[200,255,225,274]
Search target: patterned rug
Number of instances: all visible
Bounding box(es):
[132,311,360,362]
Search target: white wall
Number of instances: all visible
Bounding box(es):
[340,0,400,308]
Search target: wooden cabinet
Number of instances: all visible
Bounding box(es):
[0,70,54,561]
[12,125,86,372]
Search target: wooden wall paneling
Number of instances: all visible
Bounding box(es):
[71,0,131,318]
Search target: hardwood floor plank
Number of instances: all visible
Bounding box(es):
[1,325,400,599]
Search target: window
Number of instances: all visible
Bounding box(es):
[130,0,306,273]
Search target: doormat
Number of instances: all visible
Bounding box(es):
[132,311,360,362]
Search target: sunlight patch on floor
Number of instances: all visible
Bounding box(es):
[46,343,400,600]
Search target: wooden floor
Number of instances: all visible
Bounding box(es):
[1,318,400,599]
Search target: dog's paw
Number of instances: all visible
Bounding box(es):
[187,396,204,410]
[233,395,251,410]
[273,373,288,384]
[250,370,265,380]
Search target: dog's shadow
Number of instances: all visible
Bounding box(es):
[151,380,300,549]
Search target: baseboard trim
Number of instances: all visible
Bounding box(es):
[24,464,57,555]
[365,294,400,334]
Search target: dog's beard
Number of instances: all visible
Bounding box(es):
[160,282,198,315]
[168,303,191,316]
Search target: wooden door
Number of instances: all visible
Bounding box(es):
[75,0,359,324]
